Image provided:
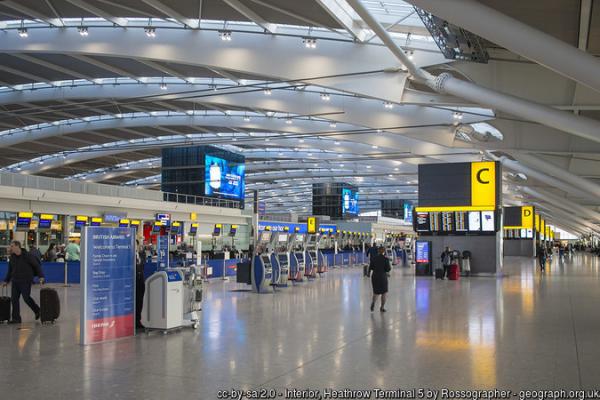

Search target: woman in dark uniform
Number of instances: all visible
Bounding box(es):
[368,247,391,312]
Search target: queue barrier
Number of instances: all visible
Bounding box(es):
[0,261,81,284]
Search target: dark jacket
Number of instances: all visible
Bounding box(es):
[30,247,43,264]
[4,249,44,283]
[369,254,391,295]
[441,250,453,266]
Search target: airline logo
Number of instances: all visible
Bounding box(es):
[471,161,496,208]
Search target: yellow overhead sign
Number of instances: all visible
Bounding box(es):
[471,161,496,208]
[535,214,540,232]
[307,217,317,234]
[190,212,197,221]
[40,214,55,220]
[18,212,33,218]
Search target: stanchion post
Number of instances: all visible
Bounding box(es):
[63,260,70,287]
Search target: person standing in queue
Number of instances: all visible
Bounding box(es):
[441,246,453,279]
[368,247,391,312]
[135,240,146,329]
[2,241,45,324]
[44,243,57,262]
[366,243,378,277]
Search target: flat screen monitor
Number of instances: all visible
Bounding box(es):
[468,211,481,231]
[415,212,430,232]
[38,219,52,230]
[415,241,430,263]
[278,234,288,243]
[309,235,317,243]
[260,231,271,242]
[295,234,304,241]
[205,154,245,200]
[481,211,495,231]
[520,228,527,238]
[152,224,162,233]
[526,229,533,238]
[341,188,359,215]
[16,217,31,230]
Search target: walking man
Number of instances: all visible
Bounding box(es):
[2,241,45,324]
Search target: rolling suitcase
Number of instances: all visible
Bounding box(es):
[435,268,444,280]
[448,264,460,281]
[40,287,60,324]
[0,286,10,322]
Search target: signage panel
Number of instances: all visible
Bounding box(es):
[81,227,135,345]
[307,217,317,234]
[415,241,430,263]
[471,161,496,208]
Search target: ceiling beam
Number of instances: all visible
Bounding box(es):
[11,54,95,82]
[578,0,593,50]
[69,55,143,82]
[0,0,64,27]
[0,65,55,86]
[222,0,277,33]
[63,0,128,27]
[206,67,241,83]
[314,0,368,42]
[135,59,193,83]
[141,0,199,28]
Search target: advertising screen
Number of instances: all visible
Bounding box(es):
[278,234,288,243]
[415,212,430,232]
[481,211,495,231]
[468,211,481,231]
[403,202,413,224]
[341,188,359,215]
[415,241,430,263]
[205,154,245,200]
[260,231,271,242]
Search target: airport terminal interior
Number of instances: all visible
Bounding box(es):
[1,0,600,398]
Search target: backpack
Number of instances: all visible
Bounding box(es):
[442,252,452,265]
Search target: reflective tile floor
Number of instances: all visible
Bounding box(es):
[2,253,600,398]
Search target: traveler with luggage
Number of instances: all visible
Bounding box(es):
[440,247,453,279]
[2,240,45,324]
[368,246,391,312]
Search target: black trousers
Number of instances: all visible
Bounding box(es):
[11,281,40,322]
[135,273,145,327]
[443,264,450,278]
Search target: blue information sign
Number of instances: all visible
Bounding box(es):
[415,241,430,264]
[81,227,135,345]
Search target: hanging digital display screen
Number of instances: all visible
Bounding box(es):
[152,221,163,233]
[16,212,33,231]
[341,188,359,215]
[130,220,140,230]
[415,212,430,232]
[38,213,55,230]
[119,219,130,228]
[481,211,495,231]
[171,221,182,235]
[90,217,102,227]
[205,154,246,200]
[74,216,88,231]
[468,211,481,232]
[455,211,467,232]
[189,223,198,236]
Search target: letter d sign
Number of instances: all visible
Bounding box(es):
[522,206,533,229]
[471,161,496,207]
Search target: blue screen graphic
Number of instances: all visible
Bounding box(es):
[404,202,413,223]
[415,241,430,263]
[341,188,359,215]
[205,155,245,200]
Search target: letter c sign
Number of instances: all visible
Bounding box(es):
[471,162,496,207]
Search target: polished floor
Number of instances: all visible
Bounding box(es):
[2,252,600,398]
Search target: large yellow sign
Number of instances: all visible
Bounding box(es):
[535,214,540,232]
[471,161,496,208]
[307,217,317,234]
[521,206,534,229]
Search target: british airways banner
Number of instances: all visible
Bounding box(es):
[80,227,136,345]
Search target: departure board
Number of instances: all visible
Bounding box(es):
[413,209,497,235]
[429,212,440,231]
[441,212,454,232]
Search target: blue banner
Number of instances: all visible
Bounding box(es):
[81,227,135,345]
[258,221,338,234]
[205,154,245,200]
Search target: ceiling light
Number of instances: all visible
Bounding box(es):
[243,116,250,122]
[298,138,304,143]
[372,145,378,149]
[376,129,382,133]
[303,37,317,49]
[265,138,270,142]
[366,165,372,169]
[384,101,394,109]
[38,160,44,165]
[286,118,293,124]
[329,122,337,128]
[219,30,232,41]
[388,174,393,177]
[160,82,168,90]
[18,28,28,38]
[308,153,313,156]
[278,152,283,156]
[453,112,463,120]
[320,93,330,101]
[16,167,22,171]
[394,167,399,171]
[405,50,414,60]
[334,141,340,145]
[78,26,89,37]
[263,88,272,95]
[340,164,344,167]
[144,26,156,38]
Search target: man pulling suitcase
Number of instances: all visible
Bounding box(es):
[2,241,45,324]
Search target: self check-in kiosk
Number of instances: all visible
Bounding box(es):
[271,229,290,286]
[251,230,274,292]
[290,228,306,281]
[305,233,319,278]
